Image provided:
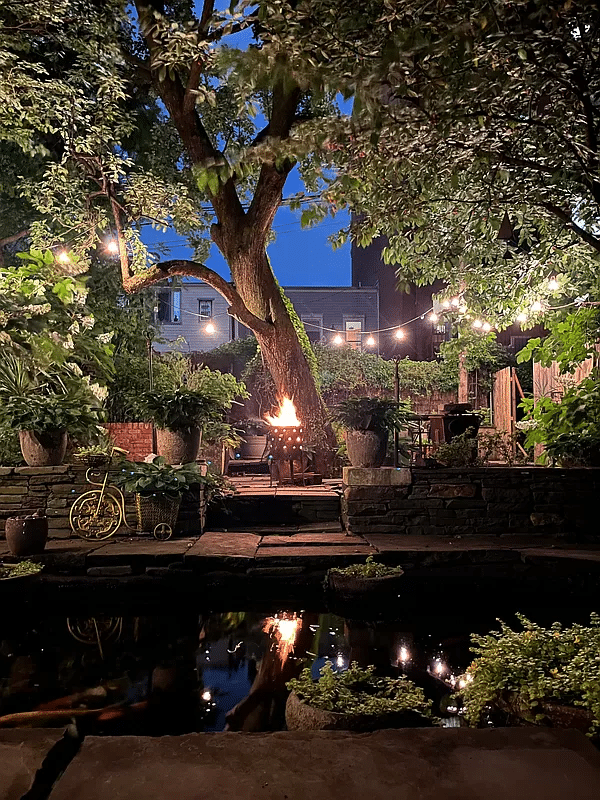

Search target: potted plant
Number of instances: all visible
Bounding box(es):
[325,556,405,610]
[0,392,102,466]
[331,397,413,467]
[286,660,433,732]
[114,456,205,534]
[235,418,269,460]
[458,613,600,738]
[141,389,226,464]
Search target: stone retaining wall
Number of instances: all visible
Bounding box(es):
[0,465,203,539]
[342,466,600,538]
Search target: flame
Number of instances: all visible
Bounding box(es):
[263,613,302,662]
[265,397,301,427]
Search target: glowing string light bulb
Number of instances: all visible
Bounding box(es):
[57,251,70,264]
[451,297,460,307]
[365,335,376,347]
[548,276,559,291]
[106,239,119,254]
[516,312,527,324]
[429,312,439,323]
[333,333,343,345]
[205,322,216,334]
[395,328,405,340]
[482,322,492,332]
[531,300,543,312]
[442,300,451,309]
[473,319,482,329]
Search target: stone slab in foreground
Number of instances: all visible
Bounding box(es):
[50,728,600,800]
[0,728,65,800]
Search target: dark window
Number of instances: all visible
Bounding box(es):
[157,289,181,324]
[198,299,213,319]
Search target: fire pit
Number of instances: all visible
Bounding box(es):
[265,397,305,485]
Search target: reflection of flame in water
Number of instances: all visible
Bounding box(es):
[263,613,302,661]
[265,397,301,427]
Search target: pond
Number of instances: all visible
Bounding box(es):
[0,594,596,737]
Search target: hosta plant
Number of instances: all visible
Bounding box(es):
[141,389,226,434]
[459,614,600,736]
[114,457,204,498]
[287,660,432,718]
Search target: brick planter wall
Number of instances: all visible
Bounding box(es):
[0,465,203,539]
[104,423,154,461]
[343,467,600,538]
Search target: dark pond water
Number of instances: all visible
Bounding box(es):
[0,598,596,736]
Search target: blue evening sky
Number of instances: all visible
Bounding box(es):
[141,0,352,287]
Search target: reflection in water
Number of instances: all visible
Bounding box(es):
[0,610,509,735]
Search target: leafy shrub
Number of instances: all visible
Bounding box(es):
[287,661,432,718]
[329,556,404,578]
[114,456,204,498]
[0,393,102,437]
[141,389,227,433]
[460,614,600,736]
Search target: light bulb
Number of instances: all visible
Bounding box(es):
[451,297,460,307]
[57,251,70,264]
[548,277,559,291]
[473,319,482,328]
[516,312,527,323]
[395,329,405,340]
[531,300,542,312]
[482,322,491,332]
[106,239,119,254]
[365,335,376,347]
[429,313,439,323]
[399,646,410,663]
[205,322,216,334]
[333,333,343,345]
[442,300,451,309]
[202,690,212,701]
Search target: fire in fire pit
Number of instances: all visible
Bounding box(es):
[265,397,304,483]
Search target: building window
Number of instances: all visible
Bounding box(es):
[345,319,363,351]
[301,314,323,343]
[157,289,181,324]
[198,299,213,320]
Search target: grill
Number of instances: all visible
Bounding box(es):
[267,425,304,484]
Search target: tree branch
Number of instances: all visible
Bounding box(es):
[540,201,600,253]
[123,259,273,335]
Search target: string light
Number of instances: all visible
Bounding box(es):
[451,297,460,307]
[333,333,344,345]
[429,312,439,323]
[202,690,212,701]
[57,251,70,264]
[106,239,119,254]
[395,328,405,340]
[365,335,376,347]
[482,322,492,332]
[442,300,451,309]
[516,312,527,323]
[548,277,559,291]
[205,322,216,334]
[531,300,543,312]
[473,319,482,328]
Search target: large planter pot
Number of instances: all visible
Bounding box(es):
[345,429,387,468]
[5,516,48,556]
[285,691,430,732]
[238,434,268,460]
[155,427,201,464]
[19,430,67,467]
[496,693,594,735]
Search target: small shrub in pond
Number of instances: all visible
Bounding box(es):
[0,560,43,579]
[459,613,600,736]
[287,660,432,718]
[329,555,404,579]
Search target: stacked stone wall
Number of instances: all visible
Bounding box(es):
[0,465,202,539]
[343,467,600,537]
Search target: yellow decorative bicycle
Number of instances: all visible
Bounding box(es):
[69,447,173,541]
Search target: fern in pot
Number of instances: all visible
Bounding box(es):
[331,397,413,467]
[114,456,204,534]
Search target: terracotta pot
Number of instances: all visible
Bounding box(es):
[19,430,67,467]
[155,427,201,464]
[345,429,387,468]
[5,516,48,556]
[285,691,430,732]
[238,434,268,460]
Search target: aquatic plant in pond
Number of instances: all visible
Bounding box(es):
[459,613,600,736]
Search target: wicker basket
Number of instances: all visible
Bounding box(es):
[135,493,181,533]
[74,453,111,468]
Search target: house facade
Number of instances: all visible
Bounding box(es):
[153,279,380,353]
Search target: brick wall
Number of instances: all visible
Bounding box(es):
[0,465,203,539]
[343,466,600,538]
[105,423,154,461]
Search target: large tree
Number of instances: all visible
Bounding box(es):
[0,0,342,463]
[262,0,600,370]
